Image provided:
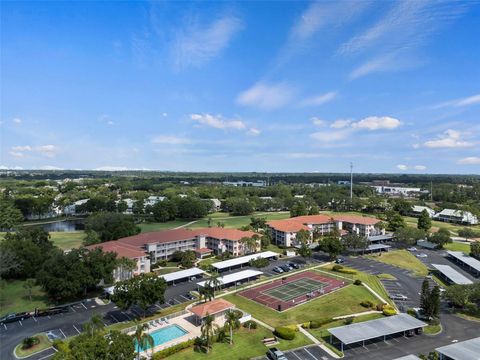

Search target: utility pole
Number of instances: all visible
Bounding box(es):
[350,162,353,202]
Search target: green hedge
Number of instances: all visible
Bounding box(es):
[152,339,195,359]
[243,320,258,329]
[274,326,296,340]
[383,305,396,316]
[308,318,333,329]
[354,279,362,285]
[360,300,375,308]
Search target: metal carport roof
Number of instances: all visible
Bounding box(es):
[197,269,263,287]
[212,251,278,270]
[447,251,480,273]
[436,336,480,360]
[328,314,427,345]
[160,268,205,283]
[392,355,421,360]
[431,264,473,285]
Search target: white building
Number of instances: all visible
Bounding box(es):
[64,199,89,216]
[434,209,478,225]
[223,180,266,187]
[143,195,166,208]
[373,186,425,197]
[209,198,222,211]
[411,205,435,218]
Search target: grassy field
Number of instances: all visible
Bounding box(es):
[14,333,52,357]
[0,280,51,316]
[314,266,393,306]
[366,249,429,277]
[166,326,310,360]
[224,284,378,328]
[139,220,192,232]
[444,242,471,253]
[187,212,290,230]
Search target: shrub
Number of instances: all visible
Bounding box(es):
[360,300,374,308]
[376,303,386,311]
[274,326,296,340]
[249,258,270,268]
[344,317,354,325]
[332,264,343,271]
[309,318,333,329]
[383,305,396,316]
[302,322,310,329]
[243,320,258,329]
[407,308,416,316]
[354,279,362,285]
[22,337,39,349]
[152,339,195,359]
[339,268,357,275]
[283,324,298,332]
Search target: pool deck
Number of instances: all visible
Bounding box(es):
[138,313,201,356]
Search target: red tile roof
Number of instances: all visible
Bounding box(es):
[195,247,213,254]
[86,241,146,259]
[267,219,309,232]
[294,215,334,225]
[189,298,235,318]
[193,228,256,241]
[333,215,380,225]
[118,228,198,247]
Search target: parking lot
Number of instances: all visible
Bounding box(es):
[259,345,332,360]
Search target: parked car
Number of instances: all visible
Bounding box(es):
[272,266,284,273]
[280,265,291,272]
[0,312,31,324]
[416,253,428,258]
[267,347,287,360]
[288,262,299,269]
[390,294,408,301]
[335,258,345,264]
[407,247,417,251]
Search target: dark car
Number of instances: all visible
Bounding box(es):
[335,258,345,264]
[288,262,300,269]
[280,265,291,272]
[272,266,284,273]
[0,312,31,324]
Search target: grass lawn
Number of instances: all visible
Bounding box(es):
[366,249,428,277]
[188,212,290,230]
[376,273,397,280]
[139,220,192,232]
[165,326,310,360]
[315,266,393,306]
[0,280,51,317]
[424,324,442,335]
[49,231,85,250]
[14,333,51,357]
[154,267,180,275]
[444,242,471,253]
[223,284,378,328]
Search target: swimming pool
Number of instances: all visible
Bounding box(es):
[135,324,188,351]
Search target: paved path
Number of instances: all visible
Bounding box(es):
[173,220,199,229]
[333,310,382,320]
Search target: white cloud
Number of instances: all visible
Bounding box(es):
[457,157,480,165]
[152,135,191,145]
[13,118,22,124]
[397,164,408,171]
[301,91,337,106]
[284,152,330,159]
[12,145,32,152]
[349,54,400,79]
[423,129,473,148]
[40,165,64,170]
[172,15,243,69]
[162,113,168,117]
[311,130,350,142]
[9,151,25,158]
[352,116,402,130]
[190,113,246,130]
[330,119,352,129]
[94,166,129,171]
[247,128,261,136]
[414,165,427,170]
[107,120,114,126]
[236,82,296,110]
[311,117,326,126]
[434,93,480,108]
[36,145,58,158]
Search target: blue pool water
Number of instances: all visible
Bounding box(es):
[135,324,188,351]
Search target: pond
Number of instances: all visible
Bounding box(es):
[33,219,85,232]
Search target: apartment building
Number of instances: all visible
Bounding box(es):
[434,209,478,225]
[267,214,384,247]
[411,205,436,218]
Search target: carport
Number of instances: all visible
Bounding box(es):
[447,251,480,276]
[160,268,205,285]
[212,251,278,271]
[435,336,480,360]
[392,355,421,360]
[328,313,427,352]
[430,264,473,285]
[197,269,263,290]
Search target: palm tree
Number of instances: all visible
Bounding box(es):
[201,313,219,353]
[206,273,222,299]
[240,236,258,255]
[224,310,239,345]
[117,257,137,281]
[133,322,154,360]
[82,314,105,337]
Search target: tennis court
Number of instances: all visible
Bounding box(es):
[239,271,346,311]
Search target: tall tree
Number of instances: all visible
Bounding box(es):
[224,310,240,345]
[420,278,430,315]
[180,250,197,268]
[133,322,154,360]
[471,242,480,259]
[417,210,432,232]
[429,228,452,249]
[85,213,140,242]
[344,234,369,254]
[295,229,311,244]
[239,236,258,255]
[298,241,312,259]
[0,201,23,230]
[429,285,441,318]
[201,314,219,353]
[319,232,344,260]
[394,227,426,246]
[205,273,222,299]
[250,217,267,232]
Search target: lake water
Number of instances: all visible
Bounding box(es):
[34,219,85,232]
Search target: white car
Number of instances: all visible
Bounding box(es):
[407,247,417,251]
[390,294,408,301]
[416,253,428,258]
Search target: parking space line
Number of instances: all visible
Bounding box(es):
[303,347,319,359]
[73,324,81,334]
[290,350,303,360]
[180,295,189,301]
[70,306,76,312]
[59,328,67,338]
[19,320,23,326]
[110,313,120,323]
[3,324,7,330]
[33,316,37,322]
[81,303,87,310]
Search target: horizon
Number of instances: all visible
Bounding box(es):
[1,1,479,174]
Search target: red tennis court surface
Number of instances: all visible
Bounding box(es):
[238,271,346,311]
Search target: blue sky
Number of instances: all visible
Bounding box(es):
[1,0,479,173]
